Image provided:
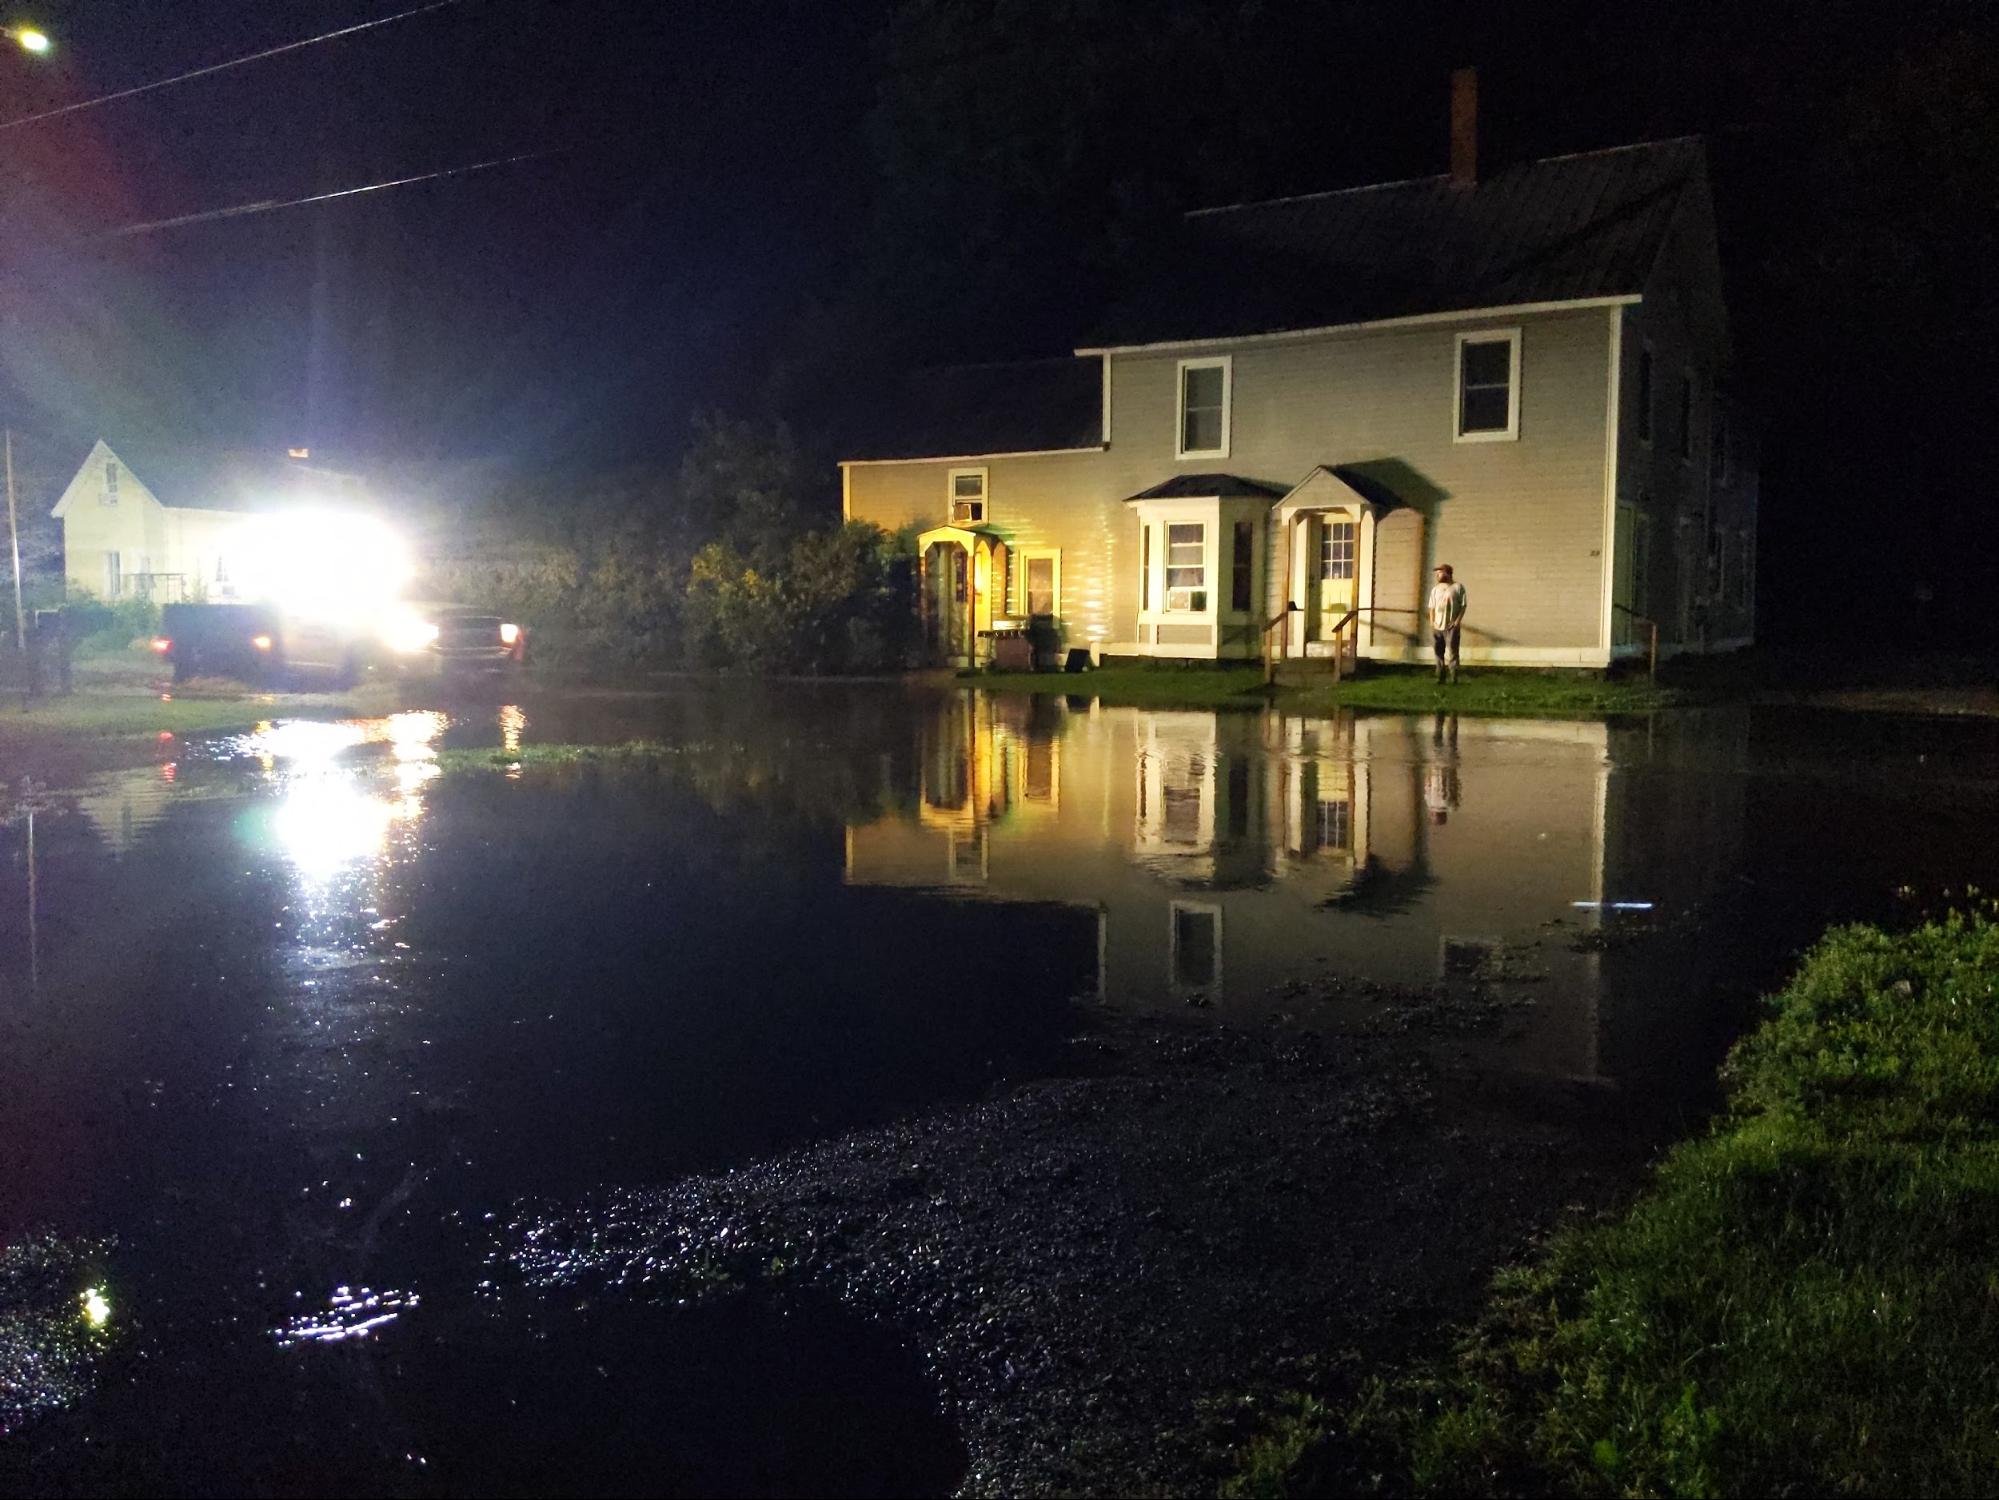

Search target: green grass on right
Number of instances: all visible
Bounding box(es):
[1231,906,1999,1498]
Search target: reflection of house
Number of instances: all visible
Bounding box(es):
[51,440,365,602]
[846,698,1747,1086]
[841,82,1754,669]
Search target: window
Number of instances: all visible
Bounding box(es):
[1455,330,1520,440]
[1317,798,1351,851]
[1024,554,1056,616]
[1735,530,1755,608]
[1319,519,1356,581]
[1176,357,1230,458]
[1636,345,1654,444]
[1169,901,1222,992]
[1165,522,1206,611]
[102,460,119,505]
[1231,519,1254,611]
[1678,374,1695,462]
[1709,402,1729,485]
[104,551,122,598]
[947,468,987,524]
[1141,525,1151,611]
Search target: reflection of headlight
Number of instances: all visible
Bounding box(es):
[382,615,441,655]
[498,622,520,645]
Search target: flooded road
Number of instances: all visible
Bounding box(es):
[4,683,1998,1494]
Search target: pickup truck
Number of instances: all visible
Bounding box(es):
[155,602,527,685]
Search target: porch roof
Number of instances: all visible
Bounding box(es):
[1124,472,1286,502]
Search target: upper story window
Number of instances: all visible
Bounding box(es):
[1636,345,1654,444]
[1176,357,1231,458]
[947,467,987,525]
[102,460,119,505]
[1678,373,1696,463]
[1454,330,1520,441]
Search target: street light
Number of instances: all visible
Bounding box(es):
[7,26,50,54]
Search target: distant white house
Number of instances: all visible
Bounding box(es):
[50,440,365,602]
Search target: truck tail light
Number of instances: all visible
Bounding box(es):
[498,622,520,645]
[149,636,172,654]
[251,634,274,652]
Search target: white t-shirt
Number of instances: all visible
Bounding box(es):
[1428,581,1467,632]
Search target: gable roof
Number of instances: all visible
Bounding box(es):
[53,439,366,517]
[1086,138,1705,351]
[842,357,1103,463]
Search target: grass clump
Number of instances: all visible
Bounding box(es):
[966,663,1684,716]
[1232,907,1999,1497]
[435,741,683,772]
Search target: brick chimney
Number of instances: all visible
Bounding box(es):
[1450,67,1478,186]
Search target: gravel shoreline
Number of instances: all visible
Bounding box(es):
[495,1014,1656,1495]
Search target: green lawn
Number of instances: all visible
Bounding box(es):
[0,681,404,741]
[1230,906,1999,1497]
[963,664,1686,715]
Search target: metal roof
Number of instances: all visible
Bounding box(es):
[1088,138,1704,349]
[97,440,366,511]
[1125,473,1287,502]
[842,357,1103,462]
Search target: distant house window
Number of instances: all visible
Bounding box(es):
[1678,373,1695,462]
[1141,525,1151,611]
[947,468,987,525]
[104,551,122,598]
[1454,330,1520,440]
[1176,357,1231,458]
[1317,797,1351,851]
[1636,345,1654,444]
[214,555,229,585]
[1709,402,1729,484]
[1165,522,1206,611]
[1231,519,1254,611]
[1319,519,1356,580]
[102,460,119,505]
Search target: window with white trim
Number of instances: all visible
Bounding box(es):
[102,460,119,505]
[1021,549,1059,617]
[947,467,987,525]
[1319,519,1356,580]
[103,551,122,598]
[1176,357,1230,458]
[1164,522,1206,612]
[1454,330,1520,440]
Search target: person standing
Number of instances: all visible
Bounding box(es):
[1428,564,1467,683]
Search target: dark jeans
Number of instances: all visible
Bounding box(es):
[1432,626,1461,668]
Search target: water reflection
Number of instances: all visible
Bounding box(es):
[848,696,1750,1086]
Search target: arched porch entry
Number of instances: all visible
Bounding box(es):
[916,525,1005,668]
[1272,467,1396,662]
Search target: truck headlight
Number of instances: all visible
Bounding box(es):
[499,622,520,645]
[382,613,440,655]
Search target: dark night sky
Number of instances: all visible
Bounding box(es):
[0,0,881,468]
[1,0,1994,637]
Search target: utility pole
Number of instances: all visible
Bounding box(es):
[5,427,24,654]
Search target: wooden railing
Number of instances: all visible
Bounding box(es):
[1611,603,1660,681]
[1263,604,1421,685]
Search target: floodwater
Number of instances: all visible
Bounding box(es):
[3,682,1998,1494]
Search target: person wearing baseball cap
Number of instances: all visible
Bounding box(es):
[1428,564,1467,684]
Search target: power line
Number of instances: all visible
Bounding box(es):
[100,149,555,238]
[0,0,475,133]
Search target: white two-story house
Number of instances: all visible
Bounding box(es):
[840,114,1755,670]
